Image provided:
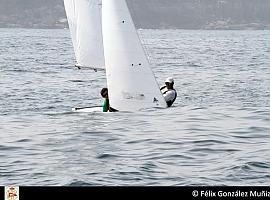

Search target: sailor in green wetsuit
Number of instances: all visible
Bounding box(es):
[100,88,118,112]
[102,98,110,112]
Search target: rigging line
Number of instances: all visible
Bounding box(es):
[128,0,154,66]
[71,0,79,67]
[127,0,163,98]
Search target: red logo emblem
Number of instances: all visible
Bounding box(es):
[5,186,19,200]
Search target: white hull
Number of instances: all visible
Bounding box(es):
[72,106,103,113]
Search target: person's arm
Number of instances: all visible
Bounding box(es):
[160,85,166,91]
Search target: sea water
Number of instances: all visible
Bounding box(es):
[0,28,270,185]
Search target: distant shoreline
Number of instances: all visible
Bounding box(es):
[1,0,270,33]
[1,26,270,31]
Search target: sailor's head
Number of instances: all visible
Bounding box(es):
[165,77,174,89]
[165,77,174,84]
[101,88,108,98]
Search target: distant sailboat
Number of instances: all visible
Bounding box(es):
[64,0,105,69]
[65,0,167,112]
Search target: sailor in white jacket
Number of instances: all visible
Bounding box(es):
[160,77,177,107]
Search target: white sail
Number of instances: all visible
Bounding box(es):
[64,0,105,69]
[102,0,167,111]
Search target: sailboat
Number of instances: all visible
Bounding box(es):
[64,0,167,112]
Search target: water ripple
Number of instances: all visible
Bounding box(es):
[1,29,270,186]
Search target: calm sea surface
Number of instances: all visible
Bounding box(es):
[0,28,270,186]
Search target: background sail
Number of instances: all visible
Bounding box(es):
[102,0,167,111]
[64,0,105,69]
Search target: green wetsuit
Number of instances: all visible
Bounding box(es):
[102,98,109,112]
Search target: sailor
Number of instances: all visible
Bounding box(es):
[160,77,177,107]
[100,88,118,112]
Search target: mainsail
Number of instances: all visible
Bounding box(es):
[102,0,167,111]
[64,0,105,69]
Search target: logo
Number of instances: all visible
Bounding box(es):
[5,186,19,200]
